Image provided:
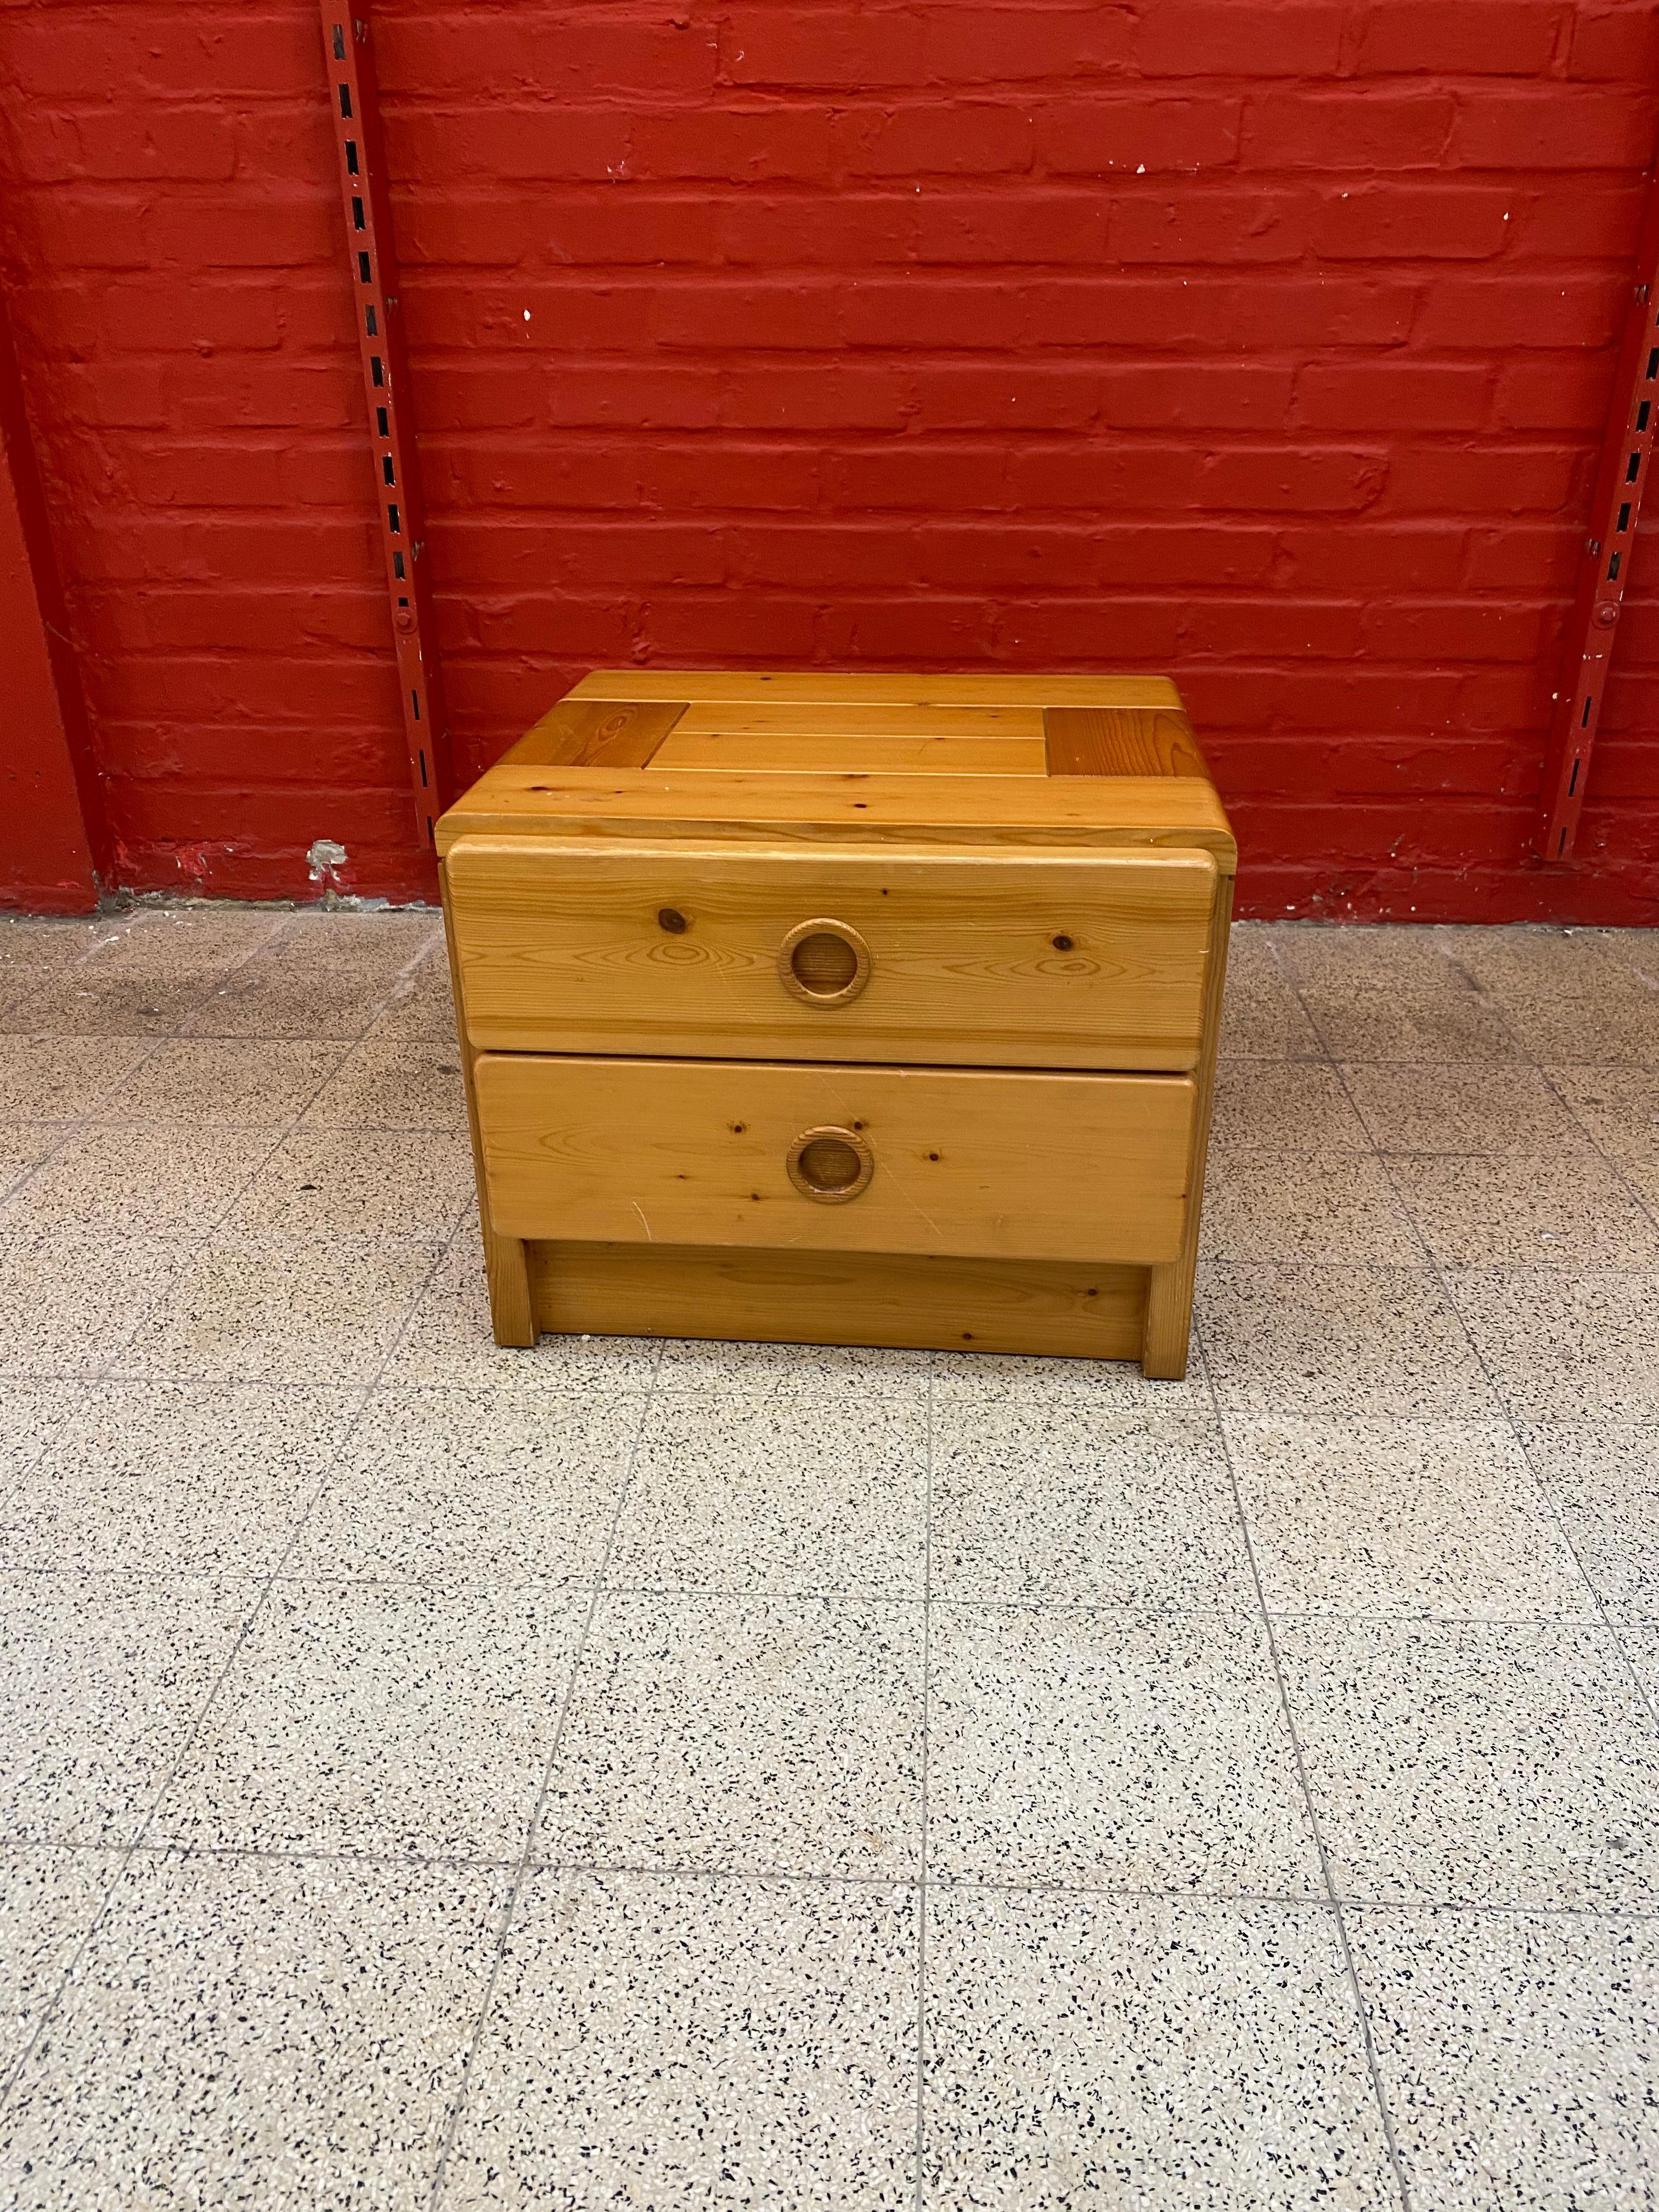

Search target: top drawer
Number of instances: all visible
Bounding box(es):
[447,836,1216,1072]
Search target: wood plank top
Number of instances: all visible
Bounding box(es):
[445,669,1233,872]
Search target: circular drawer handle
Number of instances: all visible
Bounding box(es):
[777,918,871,1007]
[786,1124,874,1205]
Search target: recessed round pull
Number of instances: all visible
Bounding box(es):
[777,918,871,1007]
[786,1124,874,1204]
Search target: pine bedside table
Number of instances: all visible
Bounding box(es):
[437,669,1235,1379]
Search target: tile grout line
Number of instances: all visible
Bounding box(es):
[0,1155,469,2117]
[1193,1305,1418,2212]
[424,1336,667,2212]
[911,1364,934,2211]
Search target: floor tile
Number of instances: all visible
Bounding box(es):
[0,918,115,973]
[1342,1061,1589,1155]
[0,1122,279,1236]
[0,1126,61,1201]
[1214,932,1324,1058]
[0,1571,258,1844]
[1200,1149,1423,1263]
[97,1037,347,1125]
[264,908,444,972]
[929,1340,1214,1409]
[1198,1263,1499,1420]
[442,1871,917,2209]
[1298,984,1523,1063]
[536,1594,924,1878]
[0,968,218,1037]
[1227,1415,1593,1621]
[928,1604,1321,1895]
[0,1036,155,1121]
[922,1890,1398,2211]
[1438,923,1642,1002]
[0,1384,84,1490]
[0,1229,179,1378]
[1497,985,1659,1064]
[930,1402,1254,1607]
[1209,1059,1373,1154]
[1,1383,357,1576]
[1276,1618,1659,1907]
[1615,1625,1659,1722]
[1547,1063,1659,1158]
[1522,1416,1659,1621]
[1390,1150,1659,1271]
[653,1335,933,1396]
[364,947,456,1041]
[1347,1906,1659,2212]
[1614,929,1659,987]
[608,1390,928,1598]
[300,1039,468,1130]
[0,1847,121,2084]
[0,1851,507,2211]
[115,1234,440,1384]
[1271,922,1459,992]
[1623,1153,1659,1226]
[1444,1267,1659,1424]
[221,1127,475,1243]
[287,1386,644,1587]
[180,958,396,1039]
[390,1235,660,1393]
[76,906,283,973]
[153,1581,584,1859]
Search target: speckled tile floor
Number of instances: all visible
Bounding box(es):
[0,904,1657,2209]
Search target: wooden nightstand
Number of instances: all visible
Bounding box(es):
[437,669,1235,1379]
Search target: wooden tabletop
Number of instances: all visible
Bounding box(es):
[437,669,1235,873]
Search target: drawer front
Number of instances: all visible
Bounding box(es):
[448,836,1215,1072]
[476,1053,1195,1265]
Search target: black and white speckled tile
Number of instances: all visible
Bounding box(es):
[0,1383,358,1577]
[149,1581,585,1860]
[652,1334,933,1397]
[1214,931,1325,1060]
[113,1234,442,1386]
[607,1390,929,1598]
[1443,1267,1659,1425]
[93,1038,349,1126]
[535,1593,924,1878]
[1200,1149,1424,1264]
[1390,1152,1659,1273]
[221,1128,476,1244]
[0,1383,84,1492]
[1226,1415,1595,1621]
[0,1571,260,1846]
[0,1036,157,1122]
[928,1340,1216,1409]
[1197,1262,1501,1421]
[922,1889,1399,2210]
[0,1229,181,1379]
[439,1870,917,2209]
[1347,1906,1659,2211]
[1297,983,1524,1065]
[1277,1618,1659,1908]
[0,1846,123,2080]
[1518,1416,1659,1622]
[930,1402,1254,1607]
[387,1235,660,1394]
[298,1040,468,1131]
[1342,1061,1592,1156]
[286,1386,645,1588]
[1545,1062,1659,1160]
[0,1849,506,2210]
[1209,1060,1374,1155]
[0,1122,281,1238]
[927,1604,1322,1895]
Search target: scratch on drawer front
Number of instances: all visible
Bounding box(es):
[631,1201,654,1241]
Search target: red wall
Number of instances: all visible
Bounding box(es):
[2,0,1657,920]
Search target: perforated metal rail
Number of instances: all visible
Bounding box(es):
[1537,165,1659,865]
[319,4,452,871]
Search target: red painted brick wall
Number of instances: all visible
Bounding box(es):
[2,1,1657,918]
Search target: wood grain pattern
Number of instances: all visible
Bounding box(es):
[1142,870,1234,1379]
[652,732,1046,776]
[527,1239,1145,1358]
[476,1053,1196,1265]
[569,669,1186,709]
[1044,707,1210,780]
[436,771,1237,872]
[504,698,686,770]
[438,859,534,1347]
[448,836,1216,1070]
[672,703,1046,740]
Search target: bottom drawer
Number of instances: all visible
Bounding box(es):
[475,1053,1195,1266]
